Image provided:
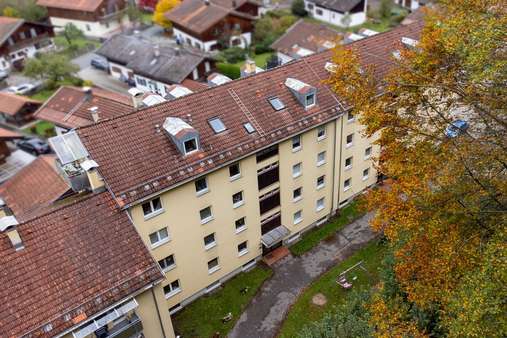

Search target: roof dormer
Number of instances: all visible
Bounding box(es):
[163,117,200,156]
[285,77,317,109]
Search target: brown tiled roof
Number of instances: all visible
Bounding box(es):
[0,16,23,46]
[77,20,424,207]
[36,0,104,12]
[271,19,341,55]
[165,0,255,35]
[0,127,23,139]
[0,92,41,116]
[0,155,71,221]
[182,78,210,92]
[35,86,133,129]
[0,191,163,337]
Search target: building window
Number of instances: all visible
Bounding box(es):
[316,8,323,15]
[195,177,208,195]
[229,163,241,180]
[86,24,91,31]
[142,197,163,218]
[149,227,169,247]
[159,254,176,272]
[308,3,314,10]
[232,191,244,208]
[305,93,315,107]
[19,32,26,39]
[293,210,303,224]
[7,37,13,45]
[268,97,285,111]
[346,134,354,147]
[316,197,325,211]
[200,206,213,224]
[317,151,326,166]
[344,178,351,191]
[363,168,370,180]
[293,187,302,202]
[238,241,248,256]
[209,117,226,133]
[345,156,353,170]
[204,233,216,250]
[317,175,325,189]
[317,126,326,140]
[208,257,220,274]
[184,138,198,154]
[235,217,247,233]
[164,279,181,298]
[137,77,147,86]
[364,146,372,159]
[30,28,37,38]
[347,112,355,122]
[292,135,301,151]
[292,163,302,178]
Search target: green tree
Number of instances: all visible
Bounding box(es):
[0,0,46,21]
[62,23,84,46]
[126,4,143,26]
[378,0,392,20]
[291,0,307,17]
[24,53,79,89]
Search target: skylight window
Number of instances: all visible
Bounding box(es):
[244,122,255,134]
[268,97,285,111]
[209,117,226,133]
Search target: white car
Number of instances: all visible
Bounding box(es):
[5,83,36,95]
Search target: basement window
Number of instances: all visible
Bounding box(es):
[184,138,198,154]
[268,97,285,111]
[209,117,226,133]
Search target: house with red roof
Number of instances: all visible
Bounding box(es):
[0,92,41,127]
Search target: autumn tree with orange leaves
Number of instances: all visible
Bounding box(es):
[325,0,506,337]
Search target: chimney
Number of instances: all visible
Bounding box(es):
[0,215,24,251]
[128,87,144,109]
[82,86,92,101]
[204,0,210,5]
[89,106,99,123]
[241,59,257,78]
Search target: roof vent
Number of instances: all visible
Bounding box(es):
[89,106,99,123]
[163,117,201,156]
[0,215,23,251]
[401,37,419,49]
[285,78,317,109]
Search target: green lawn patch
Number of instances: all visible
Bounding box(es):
[23,120,56,138]
[233,52,274,69]
[217,63,241,79]
[172,265,273,337]
[289,200,366,256]
[54,35,100,57]
[279,240,386,338]
[30,88,55,101]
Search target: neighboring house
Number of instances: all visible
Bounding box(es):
[304,0,368,27]
[71,19,424,317]
[0,190,175,338]
[0,92,41,127]
[395,0,424,11]
[35,86,133,134]
[0,16,54,72]
[36,0,130,39]
[96,34,214,97]
[0,127,35,183]
[166,0,260,52]
[0,155,71,221]
[271,19,341,64]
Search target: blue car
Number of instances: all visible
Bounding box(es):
[445,119,469,138]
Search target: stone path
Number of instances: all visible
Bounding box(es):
[229,212,376,338]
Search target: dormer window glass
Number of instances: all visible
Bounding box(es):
[268,97,285,111]
[209,117,226,133]
[244,122,255,134]
[306,93,315,107]
[184,138,198,154]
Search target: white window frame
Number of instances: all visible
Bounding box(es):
[305,93,316,108]
[346,133,354,148]
[344,178,352,191]
[363,168,370,181]
[317,126,326,141]
[317,175,325,190]
[208,258,220,274]
[292,163,302,178]
[195,177,209,196]
[142,197,163,219]
[347,111,355,123]
[204,233,217,250]
[159,254,176,273]
[183,138,199,155]
[364,146,372,160]
[149,227,170,249]
[232,191,244,208]
[235,217,247,234]
[164,279,181,299]
[293,210,303,225]
[229,163,241,181]
[200,206,214,224]
[292,135,302,152]
[317,151,326,166]
[345,156,353,170]
[293,187,302,202]
[316,197,325,212]
[238,241,249,257]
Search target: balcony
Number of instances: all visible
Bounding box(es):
[106,313,142,338]
[256,144,278,163]
[259,189,280,215]
[257,163,279,190]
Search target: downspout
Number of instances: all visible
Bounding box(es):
[151,286,167,338]
[330,118,338,216]
[333,114,345,215]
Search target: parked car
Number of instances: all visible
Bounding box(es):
[0,69,8,81]
[90,56,109,71]
[5,83,37,95]
[16,138,51,155]
[445,119,469,138]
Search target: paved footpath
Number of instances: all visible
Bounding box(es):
[229,212,376,338]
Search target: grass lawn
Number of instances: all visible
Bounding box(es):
[141,12,153,25]
[23,120,56,138]
[54,35,100,56]
[289,200,366,256]
[233,52,274,68]
[172,265,273,337]
[30,88,55,101]
[279,240,386,338]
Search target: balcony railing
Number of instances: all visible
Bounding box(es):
[259,189,280,215]
[257,163,279,190]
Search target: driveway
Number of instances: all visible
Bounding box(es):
[71,51,97,70]
[77,67,129,94]
[229,212,377,338]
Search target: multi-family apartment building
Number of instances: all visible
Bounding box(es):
[62,19,424,323]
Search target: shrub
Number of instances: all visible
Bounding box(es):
[218,47,247,64]
[217,63,241,79]
[291,0,307,17]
